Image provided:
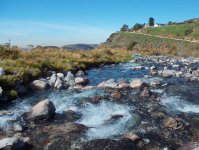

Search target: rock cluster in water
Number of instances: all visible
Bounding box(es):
[0,55,199,149]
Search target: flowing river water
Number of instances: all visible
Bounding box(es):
[0,61,199,149]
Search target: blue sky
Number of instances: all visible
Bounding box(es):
[0,0,199,47]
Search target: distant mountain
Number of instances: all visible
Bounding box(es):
[62,44,98,51]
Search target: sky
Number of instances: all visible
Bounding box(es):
[0,0,199,47]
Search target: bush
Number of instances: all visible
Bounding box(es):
[132,23,143,31]
[127,41,137,50]
[0,46,20,59]
[184,28,193,36]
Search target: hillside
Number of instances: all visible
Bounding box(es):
[139,21,199,41]
[103,32,199,56]
[62,44,98,51]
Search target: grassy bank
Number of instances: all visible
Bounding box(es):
[0,46,132,100]
[104,32,199,56]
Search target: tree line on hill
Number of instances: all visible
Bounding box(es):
[120,17,155,32]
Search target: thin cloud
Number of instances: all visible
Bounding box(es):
[0,20,115,46]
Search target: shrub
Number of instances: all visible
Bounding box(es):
[127,41,137,50]
[0,46,20,59]
[184,28,193,36]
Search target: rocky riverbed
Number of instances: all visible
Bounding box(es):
[0,55,199,150]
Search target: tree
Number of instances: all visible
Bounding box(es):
[132,23,143,31]
[120,24,129,32]
[149,17,155,27]
[168,21,173,25]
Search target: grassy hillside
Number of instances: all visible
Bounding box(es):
[103,32,199,56]
[0,46,132,100]
[139,22,199,40]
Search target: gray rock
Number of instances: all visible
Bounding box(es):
[0,87,2,96]
[76,70,87,76]
[54,78,64,89]
[57,72,64,79]
[48,73,57,86]
[139,85,152,98]
[132,66,144,70]
[25,99,56,120]
[162,70,175,78]
[75,77,89,85]
[177,142,199,150]
[130,79,145,89]
[30,80,47,90]
[0,136,29,150]
[150,70,158,76]
[64,71,75,86]
[0,67,5,76]
[150,80,161,87]
[98,79,118,88]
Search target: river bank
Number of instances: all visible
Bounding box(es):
[0,46,132,102]
[0,55,199,149]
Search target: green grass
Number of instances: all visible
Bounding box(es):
[104,32,199,56]
[140,23,199,40]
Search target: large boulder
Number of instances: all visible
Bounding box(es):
[0,87,2,97]
[130,79,145,89]
[75,77,89,85]
[0,136,30,150]
[30,80,47,90]
[25,99,56,120]
[0,67,5,76]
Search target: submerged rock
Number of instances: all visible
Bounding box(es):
[123,131,141,142]
[150,80,161,87]
[30,80,48,90]
[98,79,118,88]
[104,114,123,124]
[177,142,199,150]
[0,136,30,150]
[139,85,152,98]
[24,99,56,120]
[163,117,178,129]
[111,92,122,99]
[82,139,137,150]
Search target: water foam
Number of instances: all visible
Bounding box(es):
[161,94,199,113]
[76,101,136,139]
